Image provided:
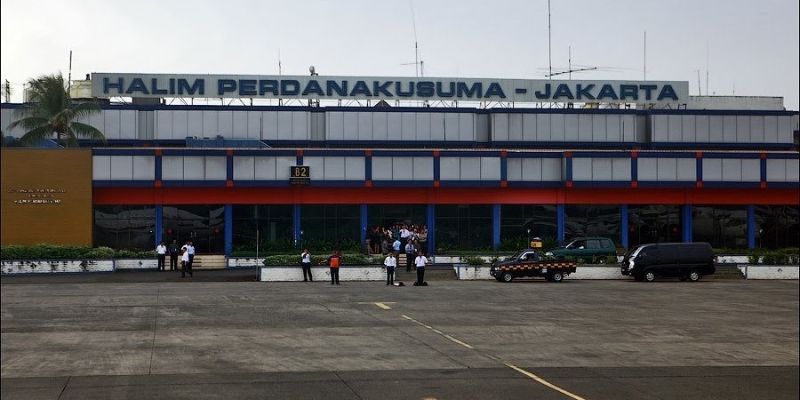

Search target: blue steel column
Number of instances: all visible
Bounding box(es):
[426,204,436,255]
[224,205,233,257]
[747,205,756,249]
[492,204,501,250]
[682,205,693,243]
[557,204,566,245]
[293,204,302,249]
[155,205,163,246]
[620,204,629,249]
[360,204,368,251]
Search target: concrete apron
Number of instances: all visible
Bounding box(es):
[738,265,799,279]
[260,266,386,282]
[454,264,626,280]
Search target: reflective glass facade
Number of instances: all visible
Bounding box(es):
[755,206,800,249]
[94,206,156,250]
[628,205,682,247]
[565,205,621,244]
[162,205,225,254]
[499,205,558,247]
[300,205,360,250]
[435,205,492,251]
[693,206,747,248]
[233,205,293,252]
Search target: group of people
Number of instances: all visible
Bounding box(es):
[156,240,195,278]
[367,224,428,256]
[298,248,429,286]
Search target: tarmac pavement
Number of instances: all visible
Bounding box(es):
[1,273,797,399]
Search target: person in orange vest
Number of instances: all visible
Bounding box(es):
[327,250,342,285]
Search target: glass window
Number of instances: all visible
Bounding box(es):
[628,205,681,247]
[565,205,621,242]
[233,205,293,253]
[692,206,747,249]
[435,205,492,251]
[500,205,557,248]
[755,206,800,249]
[368,205,426,227]
[163,205,225,254]
[300,205,360,251]
[94,206,155,250]
[587,239,600,249]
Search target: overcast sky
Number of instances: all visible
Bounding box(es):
[1,0,798,109]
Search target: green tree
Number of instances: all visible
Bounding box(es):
[9,73,104,147]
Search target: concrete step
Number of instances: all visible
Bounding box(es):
[192,255,227,269]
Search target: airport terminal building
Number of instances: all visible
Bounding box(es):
[1,73,798,255]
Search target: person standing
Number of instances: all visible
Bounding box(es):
[156,241,167,271]
[168,240,179,271]
[392,237,401,254]
[384,252,397,285]
[301,249,313,282]
[180,248,192,278]
[414,251,429,286]
[182,240,196,272]
[327,250,342,285]
[404,240,416,272]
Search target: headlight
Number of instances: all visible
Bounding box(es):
[545,252,553,256]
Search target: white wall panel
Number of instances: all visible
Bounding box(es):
[416,113,432,141]
[763,115,778,143]
[327,112,344,140]
[204,156,226,180]
[509,114,523,141]
[652,115,669,142]
[444,113,460,141]
[183,156,205,180]
[120,110,137,139]
[460,157,481,180]
[593,158,612,180]
[275,156,295,180]
[186,111,202,137]
[373,112,388,141]
[372,157,393,180]
[413,157,434,180]
[542,158,562,180]
[387,112,402,141]
[722,116,737,143]
[721,159,742,181]
[357,112,372,141]
[110,156,133,180]
[592,115,607,141]
[103,110,120,139]
[232,111,248,138]
[766,159,786,182]
[521,158,542,181]
[439,157,460,180]
[162,156,184,180]
[681,115,696,142]
[291,112,308,140]
[637,158,657,180]
[401,112,416,141]
[695,115,709,142]
[303,157,325,180]
[93,156,111,180]
[156,110,172,140]
[493,114,509,141]
[750,116,764,143]
[621,115,636,142]
[0,108,26,137]
[88,112,104,135]
[703,158,722,181]
[741,159,760,182]
[324,157,346,180]
[274,111,291,140]
[345,157,365,180]
[393,157,413,180]
[572,158,592,180]
[233,156,255,180]
[481,157,501,180]
[778,115,792,143]
[507,158,523,181]
[606,115,621,142]
[709,116,724,142]
[341,112,358,140]
[538,113,553,141]
[429,113,445,141]
[611,158,630,180]
[202,111,218,137]
[736,116,751,143]
[677,158,696,181]
[254,157,276,180]
[667,115,682,142]
[563,115,579,142]
[657,158,678,180]
[167,110,184,140]
[787,160,800,182]
[521,114,537,141]
[580,114,595,141]
[459,113,474,141]
[132,156,154,180]
[218,111,233,137]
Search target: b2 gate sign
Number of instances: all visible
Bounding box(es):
[92,73,689,105]
[290,166,310,185]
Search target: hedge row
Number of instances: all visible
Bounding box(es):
[1,245,155,260]
[263,253,378,266]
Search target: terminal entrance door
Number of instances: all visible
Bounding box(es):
[163,205,225,254]
[368,205,426,228]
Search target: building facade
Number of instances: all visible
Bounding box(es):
[1,74,798,255]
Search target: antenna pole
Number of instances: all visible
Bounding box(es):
[697,70,702,96]
[643,31,646,80]
[547,0,552,80]
[568,46,571,80]
[705,41,709,96]
[68,50,73,92]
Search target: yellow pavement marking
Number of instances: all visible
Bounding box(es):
[373,302,392,310]
[442,334,474,349]
[401,314,474,350]
[505,363,587,400]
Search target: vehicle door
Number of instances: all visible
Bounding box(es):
[585,239,601,258]
[601,239,616,257]
[517,251,538,276]
[568,239,587,258]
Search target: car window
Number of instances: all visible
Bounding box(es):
[520,252,535,261]
[602,239,613,248]
[587,240,600,249]
[569,240,585,249]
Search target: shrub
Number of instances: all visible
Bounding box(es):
[0,244,154,260]
[463,256,486,266]
[263,253,377,266]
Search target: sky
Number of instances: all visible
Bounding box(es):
[1,0,798,109]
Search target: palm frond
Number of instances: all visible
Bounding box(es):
[18,125,57,146]
[7,116,49,131]
[70,121,106,143]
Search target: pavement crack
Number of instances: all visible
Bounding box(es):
[56,375,71,400]
[148,287,160,375]
[334,371,364,400]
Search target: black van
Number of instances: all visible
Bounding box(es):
[621,242,715,282]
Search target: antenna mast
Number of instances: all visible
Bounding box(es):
[547,0,552,80]
[697,70,702,96]
[68,50,73,92]
[643,31,646,80]
[410,1,420,79]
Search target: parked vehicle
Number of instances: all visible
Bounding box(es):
[621,242,715,282]
[545,237,617,263]
[490,249,577,283]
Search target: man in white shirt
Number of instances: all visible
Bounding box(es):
[414,251,429,286]
[180,248,192,278]
[181,241,196,271]
[384,252,397,285]
[301,249,313,282]
[156,241,167,271]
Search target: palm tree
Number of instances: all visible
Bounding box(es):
[9,73,105,147]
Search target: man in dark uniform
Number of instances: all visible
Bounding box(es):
[168,240,179,271]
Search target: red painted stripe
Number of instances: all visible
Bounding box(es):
[92,187,800,205]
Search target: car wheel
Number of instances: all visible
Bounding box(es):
[551,271,564,283]
[687,270,701,282]
[598,257,607,264]
[502,272,514,283]
[644,271,656,282]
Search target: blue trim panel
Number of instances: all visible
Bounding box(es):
[92,180,155,188]
[747,205,756,249]
[92,149,155,156]
[556,204,566,245]
[620,205,629,249]
[160,180,227,187]
[301,149,366,156]
[293,205,301,248]
[696,157,703,182]
[154,154,162,181]
[372,150,439,157]
[224,205,233,257]
[636,152,698,158]
[701,182,763,189]
[229,149,298,156]
[764,182,800,189]
[649,142,794,150]
[492,204,501,250]
[760,158,767,182]
[764,153,800,160]
[438,181,501,188]
[635,181,699,188]
[371,180,435,188]
[570,181,631,188]
[493,141,639,149]
[681,205,692,242]
[360,204,368,248]
[433,154,441,181]
[226,153,233,181]
[426,204,435,255]
[231,181,292,187]
[565,156,573,182]
[631,157,638,182]
[365,155,372,181]
[701,153,762,159]
[504,181,564,188]
[155,205,163,246]
[305,181,366,188]
[505,152,564,158]
[566,151,635,158]
[500,156,508,181]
